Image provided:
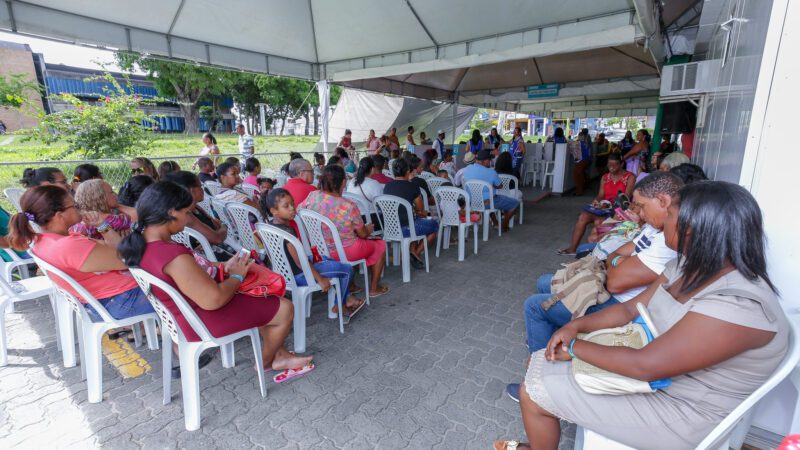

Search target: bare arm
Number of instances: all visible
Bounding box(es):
[117,205,138,222]
[163,253,250,310]
[186,213,227,245]
[608,241,636,263]
[570,312,775,381]
[605,254,658,294]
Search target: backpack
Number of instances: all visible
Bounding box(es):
[543,255,611,319]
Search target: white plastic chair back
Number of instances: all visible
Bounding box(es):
[533,143,544,161]
[254,224,317,292]
[195,196,214,218]
[224,202,264,252]
[171,226,218,263]
[373,195,418,241]
[382,169,393,178]
[240,183,260,198]
[203,181,221,196]
[3,188,24,212]
[425,177,447,194]
[276,174,288,187]
[30,252,115,323]
[295,209,347,260]
[128,268,216,344]
[498,174,520,197]
[435,187,470,227]
[544,142,555,161]
[342,192,374,220]
[418,171,434,180]
[463,180,496,212]
[209,199,237,239]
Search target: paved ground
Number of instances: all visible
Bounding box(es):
[0,188,587,449]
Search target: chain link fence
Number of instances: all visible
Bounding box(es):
[0,151,321,211]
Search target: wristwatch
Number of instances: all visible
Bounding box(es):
[96,221,111,234]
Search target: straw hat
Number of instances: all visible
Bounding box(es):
[463,152,476,164]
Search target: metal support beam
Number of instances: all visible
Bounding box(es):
[532,58,544,83]
[404,0,439,53]
[307,0,320,63]
[610,46,657,70]
[5,0,16,32]
[167,0,185,36]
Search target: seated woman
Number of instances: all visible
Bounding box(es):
[243,157,262,186]
[20,167,70,190]
[130,157,158,180]
[118,181,313,375]
[262,188,365,318]
[345,157,384,227]
[71,179,136,239]
[157,160,181,180]
[496,181,789,450]
[335,147,357,175]
[118,175,156,208]
[214,162,260,208]
[163,171,233,261]
[7,185,153,322]
[299,165,389,297]
[71,163,103,193]
[557,154,635,256]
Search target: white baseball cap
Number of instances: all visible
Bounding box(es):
[437,129,445,134]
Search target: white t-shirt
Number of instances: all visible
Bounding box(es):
[614,224,677,302]
[346,177,384,213]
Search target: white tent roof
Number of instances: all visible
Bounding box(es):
[0,0,668,112]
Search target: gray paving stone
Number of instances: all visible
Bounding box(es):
[0,190,588,448]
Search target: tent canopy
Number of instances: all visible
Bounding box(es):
[0,0,679,114]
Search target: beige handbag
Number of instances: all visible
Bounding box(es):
[544,255,611,319]
[572,303,667,395]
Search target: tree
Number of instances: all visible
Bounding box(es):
[228,73,264,135]
[24,74,156,159]
[199,105,222,132]
[0,73,41,115]
[116,52,234,133]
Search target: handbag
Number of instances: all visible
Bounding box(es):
[193,250,286,298]
[572,303,672,395]
[545,256,611,319]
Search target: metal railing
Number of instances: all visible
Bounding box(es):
[0,151,321,212]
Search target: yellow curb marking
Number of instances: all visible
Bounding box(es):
[101,334,152,378]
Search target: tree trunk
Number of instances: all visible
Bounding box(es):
[304,109,310,135]
[313,105,319,135]
[279,110,288,135]
[180,103,200,134]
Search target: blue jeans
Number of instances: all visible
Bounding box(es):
[524,273,619,352]
[493,194,519,212]
[576,242,597,256]
[85,288,155,323]
[402,217,439,237]
[294,257,353,305]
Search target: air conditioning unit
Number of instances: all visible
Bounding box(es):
[660,60,721,96]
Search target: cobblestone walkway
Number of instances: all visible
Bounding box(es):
[0,190,585,449]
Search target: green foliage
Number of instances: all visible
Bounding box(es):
[0,73,41,111]
[199,105,223,131]
[23,74,156,159]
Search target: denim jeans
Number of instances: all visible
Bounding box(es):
[294,257,353,305]
[85,288,155,323]
[524,273,619,352]
[576,242,597,256]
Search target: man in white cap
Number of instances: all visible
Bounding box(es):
[432,129,446,160]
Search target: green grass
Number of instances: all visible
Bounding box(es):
[0,133,321,162]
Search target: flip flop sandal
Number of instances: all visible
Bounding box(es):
[345,300,366,321]
[555,249,576,256]
[493,440,525,450]
[368,285,390,298]
[261,351,296,372]
[273,363,315,383]
[350,285,364,294]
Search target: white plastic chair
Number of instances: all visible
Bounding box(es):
[542,143,557,190]
[296,209,371,306]
[240,183,260,199]
[225,202,266,260]
[463,180,502,241]
[255,223,342,353]
[382,169,393,178]
[172,226,218,263]
[203,181,221,196]
[3,187,24,212]
[128,268,267,431]
[418,171,434,180]
[575,310,800,450]
[425,177,448,194]
[195,195,214,219]
[276,174,288,187]
[498,174,523,225]
[373,195,430,283]
[434,187,478,262]
[0,260,58,366]
[209,199,243,252]
[342,192,382,237]
[31,254,159,403]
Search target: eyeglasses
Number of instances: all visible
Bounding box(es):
[131,168,144,174]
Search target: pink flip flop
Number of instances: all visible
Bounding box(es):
[273,363,315,383]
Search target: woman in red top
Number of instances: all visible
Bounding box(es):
[118,181,313,372]
[557,154,635,255]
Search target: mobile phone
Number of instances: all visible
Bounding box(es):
[237,248,250,259]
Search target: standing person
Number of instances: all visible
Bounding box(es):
[419,131,432,145]
[376,135,391,157]
[462,150,519,231]
[509,127,526,180]
[466,129,484,154]
[622,129,650,177]
[618,130,635,155]
[551,127,567,144]
[406,126,416,146]
[194,132,220,169]
[365,129,380,154]
[338,129,355,150]
[236,124,255,166]
[387,127,400,151]
[488,127,505,148]
[573,128,592,196]
[383,158,438,270]
[432,130,446,160]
